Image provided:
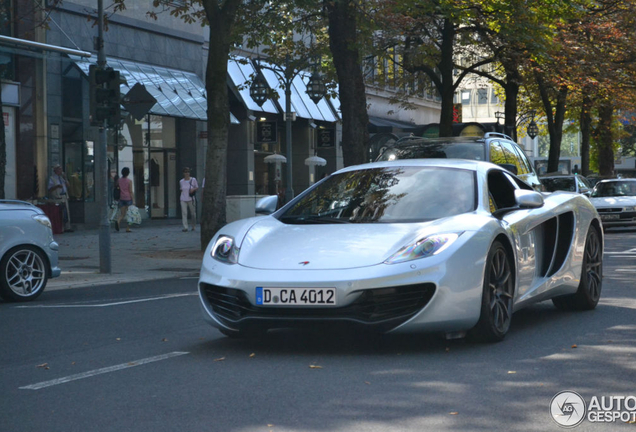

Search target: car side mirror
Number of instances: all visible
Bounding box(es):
[497,163,518,175]
[255,195,279,215]
[492,190,544,219]
[515,189,544,208]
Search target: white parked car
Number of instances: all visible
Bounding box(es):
[198,159,603,342]
[0,200,61,301]
[588,179,636,228]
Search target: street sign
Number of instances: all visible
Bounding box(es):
[121,83,157,120]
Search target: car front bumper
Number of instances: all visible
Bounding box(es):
[198,242,486,334]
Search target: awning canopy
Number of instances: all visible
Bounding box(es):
[368,116,421,133]
[70,55,228,122]
[229,56,340,123]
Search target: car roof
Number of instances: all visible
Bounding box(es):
[596,178,636,184]
[540,174,578,179]
[0,200,40,212]
[395,136,485,145]
[338,158,497,174]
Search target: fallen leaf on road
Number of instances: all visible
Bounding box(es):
[309,365,322,369]
[214,357,226,362]
[162,338,168,342]
[449,412,459,415]
[445,348,450,352]
[37,363,48,369]
[508,371,516,374]
[249,353,256,358]
[116,338,121,341]
[128,362,137,366]
[571,344,577,348]
[267,425,274,427]
[364,381,371,385]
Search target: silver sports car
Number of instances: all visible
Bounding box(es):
[198,159,603,342]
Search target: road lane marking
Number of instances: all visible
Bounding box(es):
[20,352,189,390]
[15,293,197,308]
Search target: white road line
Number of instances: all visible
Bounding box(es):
[20,351,189,390]
[15,293,196,308]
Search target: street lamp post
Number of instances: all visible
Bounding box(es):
[495,111,505,133]
[249,56,326,203]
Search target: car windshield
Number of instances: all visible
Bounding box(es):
[542,177,576,192]
[591,181,636,197]
[279,166,476,224]
[376,141,486,162]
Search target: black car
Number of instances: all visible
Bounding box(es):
[376,133,543,190]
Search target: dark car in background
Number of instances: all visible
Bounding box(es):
[0,200,61,301]
[375,132,543,190]
[541,174,593,195]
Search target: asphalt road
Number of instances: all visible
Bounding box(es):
[1,229,636,432]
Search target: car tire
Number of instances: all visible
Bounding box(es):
[219,327,267,339]
[0,246,49,302]
[470,240,514,342]
[552,226,602,311]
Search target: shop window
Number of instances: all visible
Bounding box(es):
[63,141,94,202]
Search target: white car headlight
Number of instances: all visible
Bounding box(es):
[385,233,461,264]
[32,214,52,229]
[211,235,239,264]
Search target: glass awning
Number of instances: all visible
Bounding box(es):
[70,55,239,124]
[229,56,340,122]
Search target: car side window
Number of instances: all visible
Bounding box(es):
[489,141,507,166]
[487,169,518,210]
[509,142,532,175]
[499,141,524,175]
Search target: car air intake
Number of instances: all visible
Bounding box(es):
[201,283,436,325]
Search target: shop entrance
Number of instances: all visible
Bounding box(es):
[149,150,177,218]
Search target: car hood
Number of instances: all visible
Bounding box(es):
[589,196,636,208]
[237,215,476,270]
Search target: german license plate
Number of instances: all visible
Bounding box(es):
[601,214,620,220]
[255,287,337,306]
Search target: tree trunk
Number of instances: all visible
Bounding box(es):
[579,95,592,176]
[503,82,519,141]
[199,0,240,250]
[437,18,455,137]
[325,0,369,166]
[536,72,567,173]
[596,102,615,177]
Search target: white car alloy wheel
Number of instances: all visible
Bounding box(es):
[0,246,48,302]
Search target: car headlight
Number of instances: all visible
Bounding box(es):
[625,206,636,212]
[32,214,52,229]
[385,233,461,264]
[211,235,239,264]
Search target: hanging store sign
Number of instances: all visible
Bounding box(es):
[256,121,277,143]
[317,129,334,148]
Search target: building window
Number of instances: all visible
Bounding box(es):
[477,88,488,105]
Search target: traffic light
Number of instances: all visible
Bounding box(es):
[89,64,121,128]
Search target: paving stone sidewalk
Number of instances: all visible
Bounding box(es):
[47,220,204,291]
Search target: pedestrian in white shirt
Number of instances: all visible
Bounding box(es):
[179,167,198,232]
[47,165,73,232]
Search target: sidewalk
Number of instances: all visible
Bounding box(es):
[47,219,204,291]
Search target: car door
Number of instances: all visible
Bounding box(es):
[488,168,570,306]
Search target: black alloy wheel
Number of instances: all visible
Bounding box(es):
[470,240,514,342]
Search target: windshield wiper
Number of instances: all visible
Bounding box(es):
[279,215,352,224]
